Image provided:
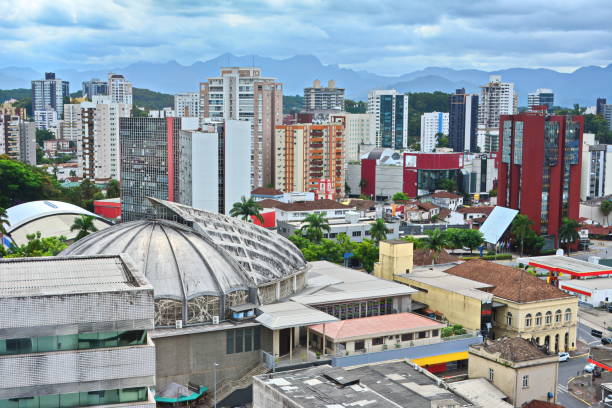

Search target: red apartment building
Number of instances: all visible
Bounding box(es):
[497,112,584,244]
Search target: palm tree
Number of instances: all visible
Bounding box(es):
[0,207,10,237]
[601,200,612,226]
[300,213,330,243]
[229,196,264,224]
[558,217,580,256]
[422,228,447,265]
[369,219,390,244]
[70,215,98,241]
[511,214,533,257]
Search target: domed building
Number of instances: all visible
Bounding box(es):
[61,197,309,327]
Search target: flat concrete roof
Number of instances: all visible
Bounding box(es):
[0,254,151,298]
[559,277,612,291]
[256,302,339,330]
[398,268,493,303]
[448,378,512,408]
[519,255,612,276]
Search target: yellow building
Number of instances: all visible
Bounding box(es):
[468,337,559,407]
[373,240,413,281]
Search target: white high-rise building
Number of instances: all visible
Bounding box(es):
[108,73,133,105]
[527,88,554,110]
[0,115,36,165]
[331,113,374,163]
[199,67,283,187]
[31,72,69,128]
[174,93,200,117]
[478,75,517,129]
[367,90,408,150]
[61,104,82,141]
[34,110,58,130]
[420,112,449,152]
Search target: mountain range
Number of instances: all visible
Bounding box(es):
[1,53,611,106]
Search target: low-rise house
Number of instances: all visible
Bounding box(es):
[422,191,464,211]
[468,338,559,408]
[308,312,445,355]
[457,206,494,222]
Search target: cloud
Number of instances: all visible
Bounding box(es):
[0,0,610,74]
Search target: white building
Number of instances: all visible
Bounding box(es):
[559,278,612,307]
[174,92,200,117]
[420,112,449,153]
[478,75,517,130]
[34,109,58,131]
[0,115,36,165]
[303,79,345,112]
[108,73,133,105]
[0,254,156,407]
[367,89,408,150]
[31,72,69,124]
[148,108,176,118]
[184,120,251,214]
[61,104,82,141]
[527,88,554,110]
[330,113,374,163]
[580,133,612,200]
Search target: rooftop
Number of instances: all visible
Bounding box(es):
[447,378,512,408]
[518,255,612,277]
[254,360,473,407]
[309,313,444,341]
[559,277,612,290]
[399,267,493,302]
[256,198,285,208]
[470,337,551,362]
[0,254,151,298]
[445,259,571,303]
[251,187,284,196]
[256,302,338,330]
[429,191,462,199]
[347,198,376,211]
[274,199,351,212]
[457,206,495,215]
[413,248,459,266]
[590,345,612,369]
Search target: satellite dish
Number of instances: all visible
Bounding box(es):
[556,248,564,256]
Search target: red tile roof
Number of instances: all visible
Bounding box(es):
[274,199,351,212]
[308,313,444,341]
[256,199,285,209]
[438,208,451,220]
[522,401,565,408]
[416,201,439,211]
[445,259,572,303]
[430,191,462,199]
[251,187,284,196]
[457,206,494,215]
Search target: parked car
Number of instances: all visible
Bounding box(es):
[584,363,596,373]
[592,329,603,338]
[604,394,612,405]
[602,337,612,345]
[559,352,570,362]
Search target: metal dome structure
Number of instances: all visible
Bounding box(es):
[61,198,309,327]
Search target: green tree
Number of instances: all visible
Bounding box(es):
[511,214,533,257]
[461,229,484,254]
[437,178,457,193]
[392,192,409,202]
[132,105,148,117]
[0,156,63,208]
[70,215,99,241]
[558,217,580,256]
[601,200,612,225]
[353,239,379,272]
[345,99,367,114]
[288,232,311,250]
[443,228,464,254]
[401,235,427,249]
[522,230,544,255]
[4,232,67,257]
[488,188,498,198]
[435,133,449,148]
[0,207,9,237]
[229,196,264,224]
[35,129,55,147]
[369,219,390,244]
[300,213,330,243]
[105,179,121,198]
[422,228,447,264]
[132,88,174,110]
[283,95,304,113]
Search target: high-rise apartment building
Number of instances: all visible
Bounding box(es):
[330,113,374,163]
[603,104,612,130]
[597,98,607,117]
[184,120,251,214]
[420,112,449,153]
[82,78,108,100]
[174,92,200,117]
[199,67,283,187]
[0,115,36,165]
[120,117,199,221]
[581,142,612,200]
[528,88,554,110]
[274,123,344,197]
[478,75,517,129]
[303,80,345,112]
[497,112,584,243]
[33,110,59,130]
[0,100,27,120]
[449,89,479,152]
[108,73,133,105]
[31,72,69,120]
[367,90,408,150]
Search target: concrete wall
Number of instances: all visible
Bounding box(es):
[375,165,403,199]
[394,276,483,331]
[374,241,413,280]
[346,163,362,196]
[153,329,262,391]
[580,203,608,226]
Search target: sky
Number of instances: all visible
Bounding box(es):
[1,0,611,75]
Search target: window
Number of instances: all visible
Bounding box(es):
[418,331,429,339]
[226,327,260,354]
[555,309,562,323]
[431,329,439,337]
[352,231,362,237]
[565,308,572,322]
[488,368,494,382]
[226,330,234,354]
[372,337,384,346]
[355,340,365,351]
[535,312,542,326]
[525,314,532,327]
[545,311,552,325]
[401,333,414,341]
[506,312,513,327]
[0,388,148,408]
[522,375,529,388]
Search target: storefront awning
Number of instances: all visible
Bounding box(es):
[411,351,469,366]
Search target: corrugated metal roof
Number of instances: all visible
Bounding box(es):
[256,302,338,330]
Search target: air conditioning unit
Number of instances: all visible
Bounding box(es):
[212,316,220,324]
[175,320,183,329]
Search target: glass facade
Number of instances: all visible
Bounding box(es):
[501,120,512,164]
[0,331,146,356]
[226,326,261,355]
[379,95,393,148]
[394,96,405,149]
[513,121,523,165]
[314,298,393,320]
[417,169,458,193]
[0,388,148,408]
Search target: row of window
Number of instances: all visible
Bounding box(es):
[369,330,439,346]
[488,369,529,388]
[226,327,261,355]
[0,331,146,356]
[0,387,148,408]
[505,309,572,328]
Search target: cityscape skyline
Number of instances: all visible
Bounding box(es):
[2,0,612,74]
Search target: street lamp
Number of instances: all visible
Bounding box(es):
[214,362,219,408]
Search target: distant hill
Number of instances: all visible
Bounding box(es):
[0,88,30,103]
[2,54,610,106]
